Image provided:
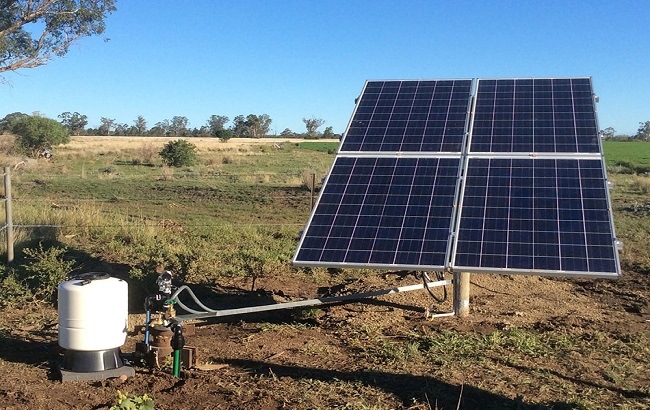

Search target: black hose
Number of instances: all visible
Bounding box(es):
[421,271,447,303]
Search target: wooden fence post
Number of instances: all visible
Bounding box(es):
[310,173,316,210]
[4,166,14,264]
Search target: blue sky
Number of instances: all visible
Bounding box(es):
[2,0,649,135]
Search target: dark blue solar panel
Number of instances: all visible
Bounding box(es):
[340,80,472,152]
[470,78,600,153]
[453,158,618,275]
[294,157,460,268]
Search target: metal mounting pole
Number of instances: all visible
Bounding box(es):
[4,167,13,264]
[453,271,470,318]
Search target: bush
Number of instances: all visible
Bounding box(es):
[12,115,70,157]
[16,243,74,301]
[216,128,234,142]
[159,139,198,167]
[0,268,31,307]
[20,243,74,301]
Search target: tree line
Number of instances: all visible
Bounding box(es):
[0,112,340,140]
[600,122,650,142]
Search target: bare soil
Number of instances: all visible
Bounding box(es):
[0,267,648,409]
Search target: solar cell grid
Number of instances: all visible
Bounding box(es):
[470,78,600,153]
[453,158,618,275]
[294,157,460,268]
[341,79,472,153]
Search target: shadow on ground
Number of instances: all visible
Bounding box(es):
[222,358,581,410]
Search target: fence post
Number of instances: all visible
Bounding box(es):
[310,173,316,210]
[4,166,13,264]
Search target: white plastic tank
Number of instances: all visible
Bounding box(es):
[58,273,128,351]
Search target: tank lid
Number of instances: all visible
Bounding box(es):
[70,272,111,285]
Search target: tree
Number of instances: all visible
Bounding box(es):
[150,120,170,136]
[206,115,229,137]
[280,128,295,138]
[245,114,272,138]
[12,115,70,156]
[635,121,650,142]
[159,139,197,167]
[133,115,147,135]
[600,127,616,140]
[231,115,247,137]
[170,116,189,136]
[0,112,28,133]
[99,117,115,135]
[322,126,336,139]
[303,117,325,138]
[58,112,88,135]
[113,122,129,135]
[0,1,117,77]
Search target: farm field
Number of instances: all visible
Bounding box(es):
[0,137,648,409]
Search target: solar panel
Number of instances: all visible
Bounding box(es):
[294,77,621,279]
[470,78,600,153]
[452,158,619,276]
[340,79,473,153]
[293,156,460,269]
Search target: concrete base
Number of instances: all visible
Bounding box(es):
[58,365,135,382]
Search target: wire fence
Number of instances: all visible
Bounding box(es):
[1,169,323,261]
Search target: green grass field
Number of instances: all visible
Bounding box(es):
[602,140,650,172]
[297,140,339,152]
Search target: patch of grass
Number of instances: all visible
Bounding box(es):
[297,141,339,153]
[602,141,650,173]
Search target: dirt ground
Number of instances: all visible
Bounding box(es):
[0,266,647,409]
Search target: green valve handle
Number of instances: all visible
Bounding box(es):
[171,324,185,378]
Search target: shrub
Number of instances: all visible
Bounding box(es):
[0,267,30,307]
[216,128,234,142]
[159,139,198,167]
[20,243,74,301]
[12,115,70,157]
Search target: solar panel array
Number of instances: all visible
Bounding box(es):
[293,77,620,278]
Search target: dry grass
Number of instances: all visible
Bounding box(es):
[633,175,650,194]
[67,136,332,153]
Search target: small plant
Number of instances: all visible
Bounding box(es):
[110,390,154,410]
[159,139,198,167]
